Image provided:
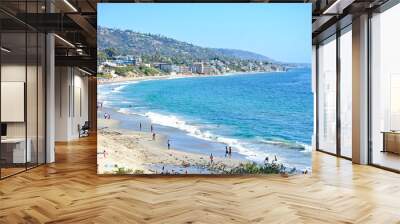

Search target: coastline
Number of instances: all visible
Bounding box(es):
[97,69,312,174]
[98,118,247,174]
[98,73,198,85]
[97,70,280,85]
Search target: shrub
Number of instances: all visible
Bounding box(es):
[113,167,144,175]
[114,167,133,174]
[225,162,295,175]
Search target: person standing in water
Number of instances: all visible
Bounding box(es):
[225,146,229,157]
[228,146,232,157]
[167,139,171,149]
[210,153,214,164]
[150,124,153,133]
[139,122,142,131]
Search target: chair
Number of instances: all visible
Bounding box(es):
[79,121,90,138]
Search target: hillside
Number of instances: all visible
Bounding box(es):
[98,26,276,64]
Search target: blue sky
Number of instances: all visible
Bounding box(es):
[98,4,311,63]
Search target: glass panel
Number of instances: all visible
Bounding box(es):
[318,36,337,154]
[26,0,39,169]
[340,28,352,158]
[1,31,27,177]
[0,1,46,178]
[371,4,400,171]
[27,31,38,169]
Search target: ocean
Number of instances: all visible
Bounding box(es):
[98,68,313,171]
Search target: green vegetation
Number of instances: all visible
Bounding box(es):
[114,66,135,76]
[138,66,160,76]
[104,48,118,58]
[114,167,133,174]
[112,65,161,77]
[97,51,107,63]
[113,167,144,174]
[97,73,112,78]
[98,27,281,69]
[225,162,296,175]
[97,27,295,78]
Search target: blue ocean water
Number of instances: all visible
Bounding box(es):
[98,68,313,170]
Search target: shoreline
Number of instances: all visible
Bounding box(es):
[98,118,248,175]
[97,107,309,175]
[97,69,311,174]
[97,74,194,84]
[97,70,282,85]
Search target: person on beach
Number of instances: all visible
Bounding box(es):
[139,122,142,131]
[151,124,154,133]
[152,132,156,141]
[167,140,171,149]
[210,153,214,164]
[228,146,232,157]
[225,146,229,157]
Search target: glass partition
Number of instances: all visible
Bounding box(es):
[27,31,38,169]
[0,2,46,179]
[317,35,337,154]
[370,3,400,171]
[1,31,28,177]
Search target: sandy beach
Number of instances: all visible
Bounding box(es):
[97,118,246,174]
[96,70,259,85]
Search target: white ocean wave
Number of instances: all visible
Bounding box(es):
[118,108,131,115]
[111,84,128,93]
[144,111,275,162]
[260,139,312,153]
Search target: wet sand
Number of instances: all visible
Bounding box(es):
[97,119,246,174]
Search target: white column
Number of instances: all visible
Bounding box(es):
[352,14,369,164]
[46,33,55,163]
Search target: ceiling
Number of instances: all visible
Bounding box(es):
[0,0,394,73]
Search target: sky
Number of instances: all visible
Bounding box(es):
[98,4,311,64]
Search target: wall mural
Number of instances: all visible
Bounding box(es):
[97,3,312,175]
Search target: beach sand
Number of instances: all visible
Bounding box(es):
[97,74,196,85]
[97,120,246,175]
[98,118,120,129]
[96,71,249,85]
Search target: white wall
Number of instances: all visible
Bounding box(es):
[1,63,47,164]
[55,67,89,141]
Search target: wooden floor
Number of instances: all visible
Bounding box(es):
[1,135,400,223]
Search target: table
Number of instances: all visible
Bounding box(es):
[382,131,400,154]
[1,138,31,164]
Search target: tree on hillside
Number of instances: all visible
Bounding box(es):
[104,48,117,58]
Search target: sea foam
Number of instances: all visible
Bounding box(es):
[144,111,277,163]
